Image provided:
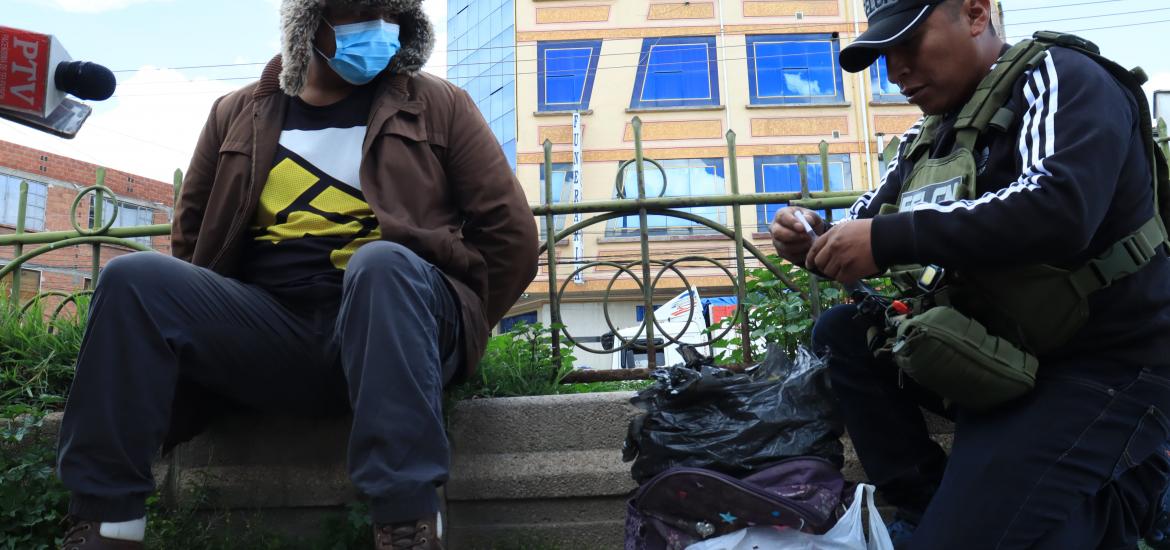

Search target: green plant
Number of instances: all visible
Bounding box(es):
[453,322,576,400]
[145,497,290,550]
[0,413,70,550]
[707,256,886,364]
[310,500,374,549]
[707,258,845,364]
[0,292,87,550]
[0,293,87,417]
[557,380,654,394]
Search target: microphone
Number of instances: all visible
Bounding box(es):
[54,61,116,101]
[0,26,115,138]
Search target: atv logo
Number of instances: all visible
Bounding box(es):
[900,177,961,210]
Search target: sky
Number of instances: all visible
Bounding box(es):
[0,0,449,183]
[0,0,1167,183]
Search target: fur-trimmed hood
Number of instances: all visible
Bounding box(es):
[279,0,434,96]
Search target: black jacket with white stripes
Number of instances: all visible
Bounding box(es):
[850,45,1170,364]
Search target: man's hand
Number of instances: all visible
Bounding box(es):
[806,219,879,284]
[770,207,826,266]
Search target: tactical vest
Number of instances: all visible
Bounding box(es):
[879,32,1170,355]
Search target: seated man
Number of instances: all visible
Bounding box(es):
[771,0,1170,548]
[55,1,537,549]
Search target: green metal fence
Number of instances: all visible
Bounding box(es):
[1,116,1163,374]
[0,167,176,318]
[537,117,864,374]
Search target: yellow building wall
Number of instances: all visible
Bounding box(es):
[514,0,998,296]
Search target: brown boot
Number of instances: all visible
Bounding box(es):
[61,520,144,550]
[373,516,442,550]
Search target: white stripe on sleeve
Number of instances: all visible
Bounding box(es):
[908,54,1059,215]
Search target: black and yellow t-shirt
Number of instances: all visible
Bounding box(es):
[240,87,381,301]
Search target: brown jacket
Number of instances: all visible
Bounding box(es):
[172,55,538,378]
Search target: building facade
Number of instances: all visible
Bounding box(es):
[447,0,519,169]
[452,0,1003,369]
[0,139,173,307]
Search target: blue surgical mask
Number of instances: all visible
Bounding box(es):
[317,19,401,85]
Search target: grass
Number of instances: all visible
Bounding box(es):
[0,294,87,418]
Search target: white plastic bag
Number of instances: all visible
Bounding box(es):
[685,483,895,550]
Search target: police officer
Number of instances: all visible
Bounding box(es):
[771,0,1170,547]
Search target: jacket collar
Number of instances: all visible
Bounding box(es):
[255,54,414,103]
[252,54,424,174]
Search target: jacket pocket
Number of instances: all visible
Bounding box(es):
[379,114,428,143]
[213,140,252,195]
[218,140,251,156]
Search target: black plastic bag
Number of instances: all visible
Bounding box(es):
[622,345,843,484]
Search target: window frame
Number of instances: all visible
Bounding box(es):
[754,154,853,230]
[0,173,48,231]
[538,162,574,233]
[500,311,538,333]
[870,56,907,103]
[630,36,720,109]
[745,33,845,106]
[538,39,603,112]
[0,265,42,304]
[607,158,726,236]
[89,196,155,247]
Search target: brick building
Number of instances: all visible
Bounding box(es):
[0,138,175,305]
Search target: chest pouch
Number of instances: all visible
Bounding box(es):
[891,306,1039,412]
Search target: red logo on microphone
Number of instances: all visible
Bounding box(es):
[0,26,51,115]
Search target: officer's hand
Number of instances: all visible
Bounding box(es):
[770,207,826,266]
[806,219,879,284]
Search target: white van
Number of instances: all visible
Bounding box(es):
[602,289,713,370]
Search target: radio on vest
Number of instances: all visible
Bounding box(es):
[0,25,116,138]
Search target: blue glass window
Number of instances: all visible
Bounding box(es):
[608,158,726,236]
[746,34,844,105]
[538,40,602,112]
[871,57,905,103]
[630,36,719,109]
[500,311,538,333]
[448,0,516,169]
[539,162,573,233]
[755,154,852,230]
[635,304,666,322]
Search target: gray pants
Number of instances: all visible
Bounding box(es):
[56,241,462,523]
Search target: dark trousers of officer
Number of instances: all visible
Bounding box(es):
[56,241,462,525]
[814,303,1170,549]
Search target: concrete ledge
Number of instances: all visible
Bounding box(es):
[448,391,641,454]
[169,414,354,510]
[26,394,956,547]
[446,392,640,548]
[448,497,627,549]
[449,518,626,550]
[449,448,635,500]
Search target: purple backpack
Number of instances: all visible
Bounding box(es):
[625,457,851,550]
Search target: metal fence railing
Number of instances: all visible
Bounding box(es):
[0,167,176,319]
[4,117,1163,373]
[536,117,864,376]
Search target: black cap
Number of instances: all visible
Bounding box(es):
[840,0,943,73]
